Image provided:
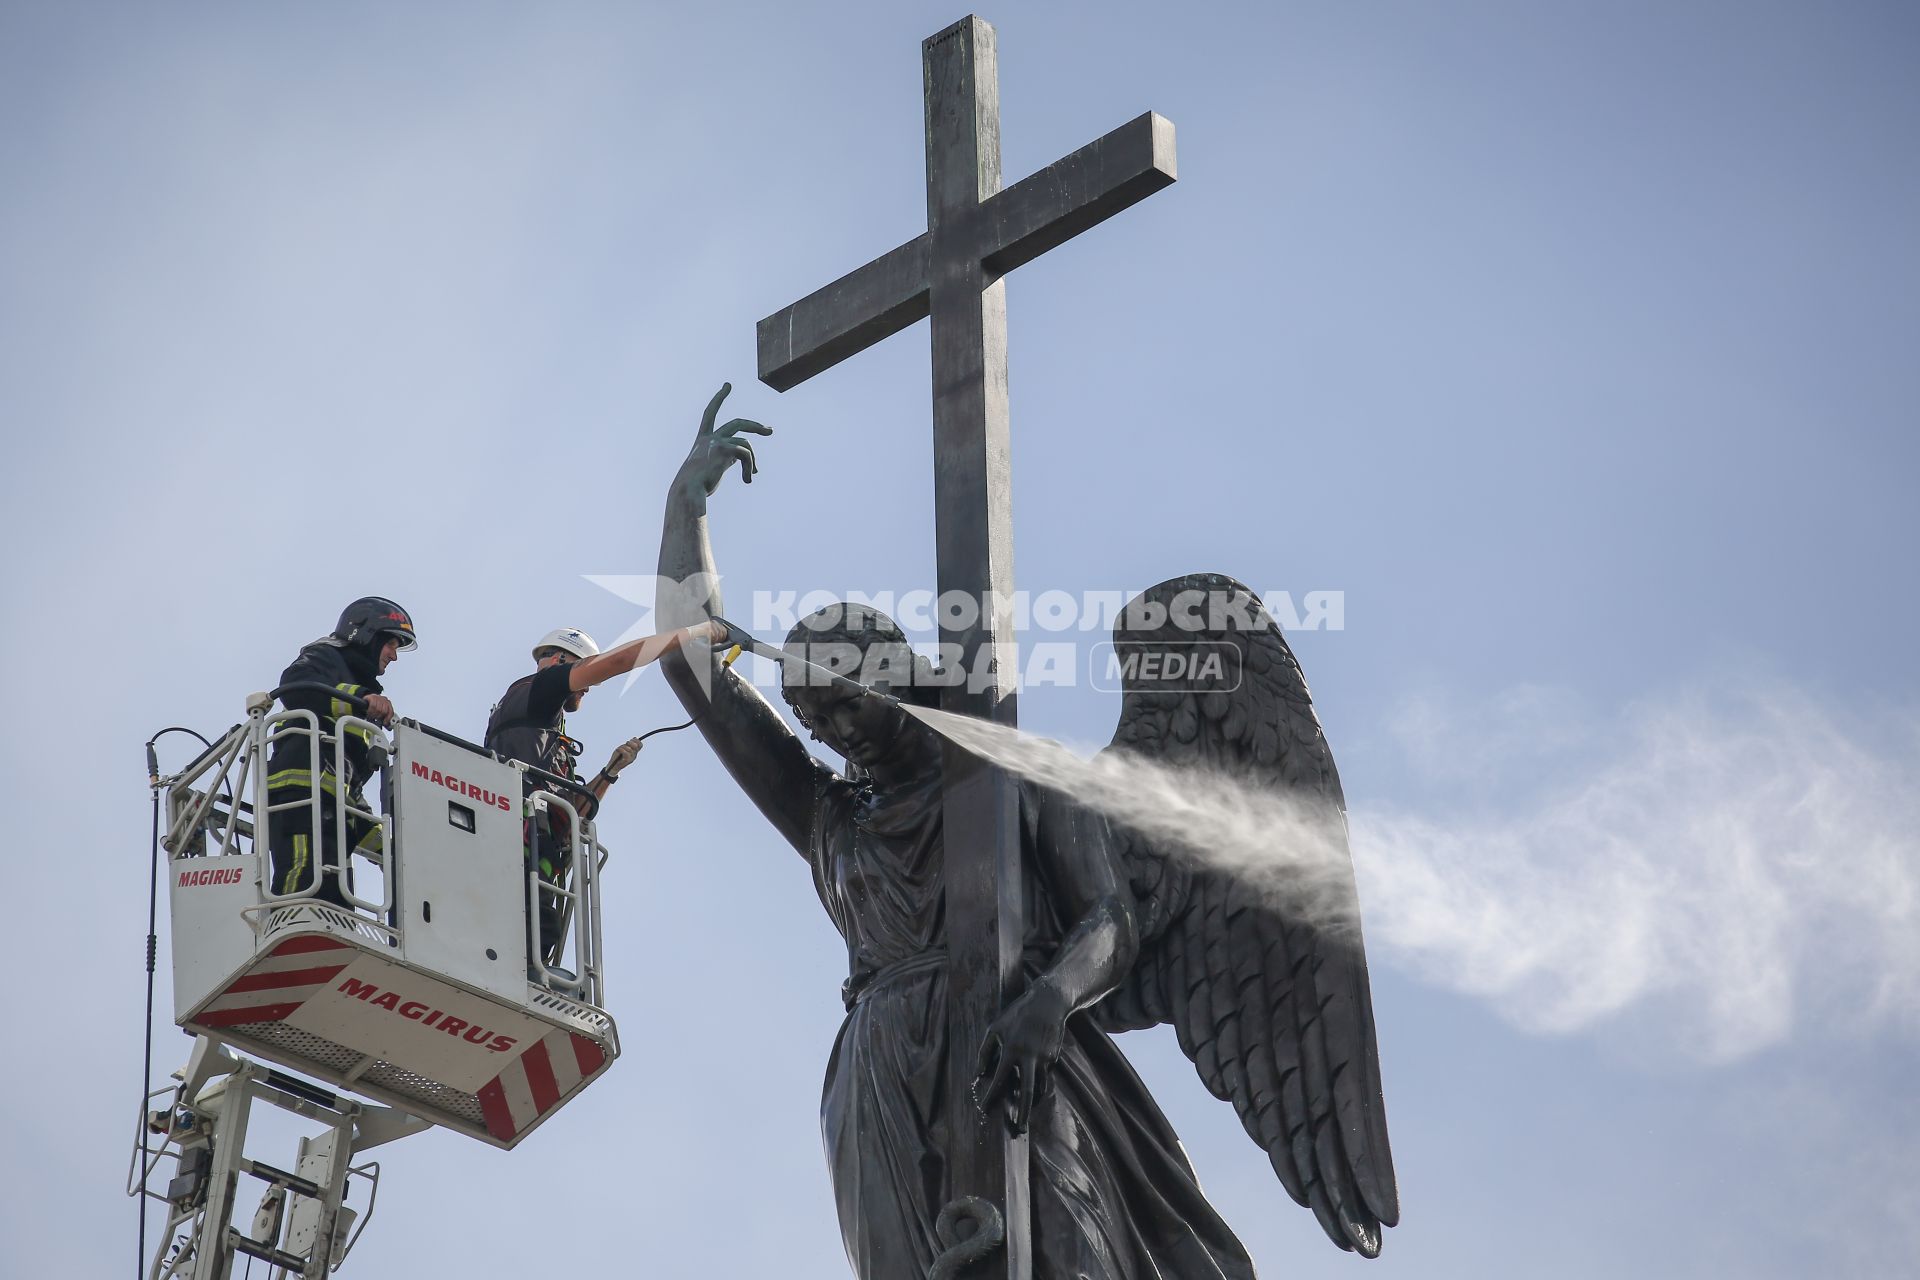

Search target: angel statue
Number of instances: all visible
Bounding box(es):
[653,386,1398,1278]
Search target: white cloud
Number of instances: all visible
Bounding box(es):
[1356,684,1920,1060]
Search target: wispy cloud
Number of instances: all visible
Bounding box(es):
[1356,684,1920,1060]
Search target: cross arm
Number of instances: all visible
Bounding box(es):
[756,234,931,391]
[978,112,1176,277]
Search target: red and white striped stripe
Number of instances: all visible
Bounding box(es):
[195,936,352,1029]
[475,1028,609,1142]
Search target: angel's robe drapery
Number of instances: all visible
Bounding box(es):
[807,772,1256,1280]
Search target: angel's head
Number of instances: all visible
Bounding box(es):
[782,602,940,773]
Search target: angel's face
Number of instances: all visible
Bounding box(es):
[793,683,911,769]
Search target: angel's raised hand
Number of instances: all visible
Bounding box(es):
[679,382,773,499]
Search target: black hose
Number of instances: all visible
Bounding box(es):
[149,724,215,757]
[634,710,704,743]
[630,642,750,744]
[136,725,218,1278]
[138,768,160,1279]
[148,725,226,808]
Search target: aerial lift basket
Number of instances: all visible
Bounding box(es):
[162,697,620,1149]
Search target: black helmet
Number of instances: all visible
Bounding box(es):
[332,596,418,651]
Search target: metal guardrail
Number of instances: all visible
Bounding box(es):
[526,790,605,1005]
[161,694,609,995]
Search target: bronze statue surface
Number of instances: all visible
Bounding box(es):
[654,391,1397,1277]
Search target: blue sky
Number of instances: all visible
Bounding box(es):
[4,2,1916,1276]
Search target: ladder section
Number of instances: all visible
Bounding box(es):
[131,1039,426,1279]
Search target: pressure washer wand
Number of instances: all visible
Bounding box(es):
[707,617,899,702]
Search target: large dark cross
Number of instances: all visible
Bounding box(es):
[756,16,1175,1276]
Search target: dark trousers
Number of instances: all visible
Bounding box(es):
[267,790,369,909]
[527,817,571,968]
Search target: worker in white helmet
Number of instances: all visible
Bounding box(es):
[485,620,723,970]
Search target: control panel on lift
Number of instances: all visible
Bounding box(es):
[160,697,620,1148]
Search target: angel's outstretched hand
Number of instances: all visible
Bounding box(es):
[676,383,772,501]
[972,980,1071,1134]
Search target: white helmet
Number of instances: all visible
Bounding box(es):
[533,627,600,661]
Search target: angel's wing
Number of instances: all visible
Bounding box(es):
[1092,573,1399,1257]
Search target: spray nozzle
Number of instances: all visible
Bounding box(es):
[707,616,902,705]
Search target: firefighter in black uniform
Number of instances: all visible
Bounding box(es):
[485,621,722,970]
[265,597,416,908]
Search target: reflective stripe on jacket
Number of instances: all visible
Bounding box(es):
[266,639,385,796]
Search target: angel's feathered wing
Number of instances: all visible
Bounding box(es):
[1092,573,1399,1256]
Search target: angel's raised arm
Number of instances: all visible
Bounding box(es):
[654,385,830,857]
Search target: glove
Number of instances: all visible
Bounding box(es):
[604,736,644,778]
[706,616,754,652]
